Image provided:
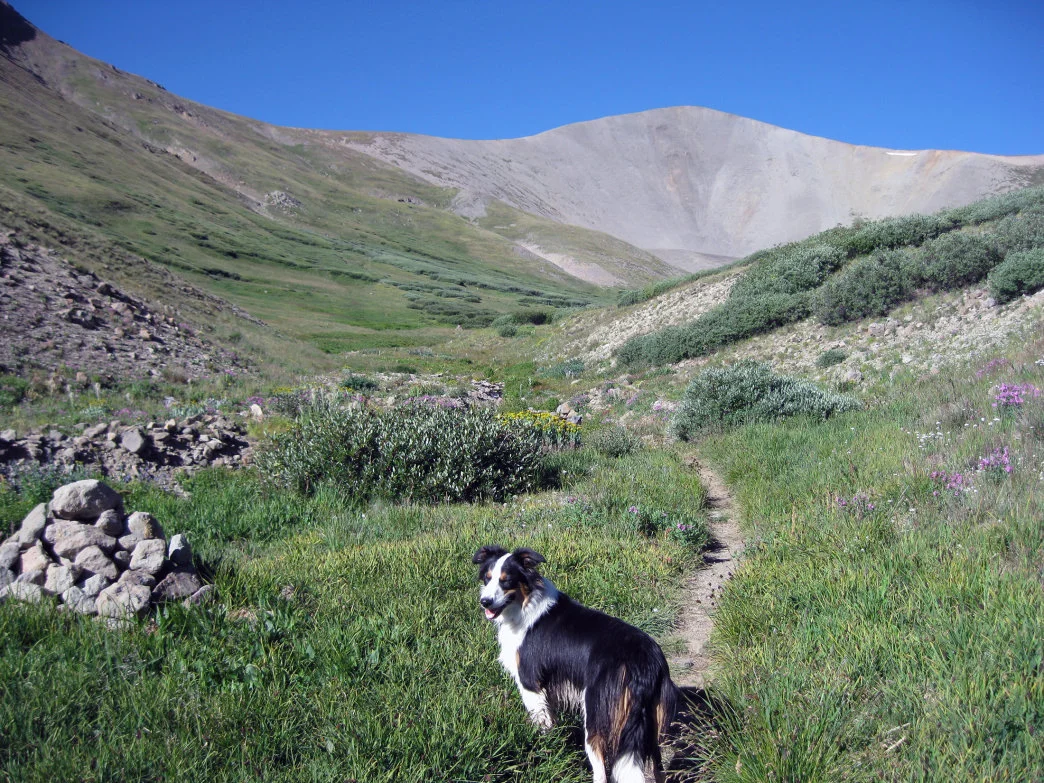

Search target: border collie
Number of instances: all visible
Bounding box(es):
[473,545,678,783]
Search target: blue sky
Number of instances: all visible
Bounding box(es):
[15,0,1044,154]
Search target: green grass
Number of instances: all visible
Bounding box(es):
[0,444,706,782]
[696,338,1044,780]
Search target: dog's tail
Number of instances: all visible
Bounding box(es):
[593,657,678,781]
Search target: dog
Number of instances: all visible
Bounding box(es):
[473,545,678,783]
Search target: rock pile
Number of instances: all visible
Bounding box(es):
[0,413,251,491]
[0,227,251,381]
[0,479,211,618]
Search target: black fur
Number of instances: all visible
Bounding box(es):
[473,545,678,782]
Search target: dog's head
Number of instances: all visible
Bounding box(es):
[472,545,546,622]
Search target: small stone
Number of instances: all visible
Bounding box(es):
[126,511,164,541]
[15,503,50,545]
[845,369,863,383]
[7,581,43,603]
[130,539,166,574]
[118,533,141,551]
[183,584,216,607]
[113,550,131,569]
[249,403,263,420]
[61,586,97,614]
[0,568,13,590]
[120,428,147,455]
[0,429,16,442]
[83,422,108,438]
[20,542,52,573]
[96,582,151,619]
[44,521,117,559]
[51,479,122,520]
[152,569,203,602]
[16,569,46,586]
[74,546,120,580]
[43,563,81,595]
[0,541,20,571]
[118,568,157,589]
[80,573,112,597]
[95,509,124,537]
[167,534,192,568]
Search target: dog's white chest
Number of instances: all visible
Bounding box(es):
[496,623,526,680]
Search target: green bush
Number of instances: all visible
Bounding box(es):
[542,358,585,378]
[730,244,844,299]
[339,373,378,392]
[815,249,916,325]
[255,398,548,502]
[942,184,1044,225]
[672,361,861,440]
[916,231,1002,290]
[988,248,1044,303]
[837,213,953,257]
[0,374,29,410]
[588,426,641,457]
[496,323,518,338]
[816,348,848,368]
[992,208,1044,256]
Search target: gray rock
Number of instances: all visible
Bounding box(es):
[95,509,124,537]
[130,539,166,574]
[96,582,151,619]
[7,581,43,603]
[74,546,120,580]
[118,569,156,589]
[44,521,117,559]
[20,542,52,573]
[845,368,863,383]
[83,422,108,438]
[15,503,50,545]
[120,428,147,455]
[16,568,46,586]
[80,573,112,597]
[118,533,141,552]
[126,511,164,541]
[183,584,216,607]
[152,569,203,602]
[61,586,97,614]
[0,429,16,442]
[43,563,81,595]
[113,550,131,569]
[51,479,122,520]
[167,534,192,568]
[0,541,20,571]
[0,568,13,590]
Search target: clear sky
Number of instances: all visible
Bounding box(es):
[13,0,1044,154]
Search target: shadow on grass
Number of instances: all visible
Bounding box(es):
[664,686,724,782]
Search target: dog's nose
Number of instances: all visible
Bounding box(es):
[480,596,494,608]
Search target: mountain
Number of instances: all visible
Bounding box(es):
[1,0,1042,371]
[339,108,1044,271]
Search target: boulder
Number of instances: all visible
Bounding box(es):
[152,570,203,602]
[74,546,120,580]
[94,509,124,537]
[20,542,52,573]
[61,586,97,615]
[0,541,20,571]
[50,480,122,520]
[129,539,166,575]
[126,511,164,541]
[44,521,117,559]
[16,569,46,586]
[6,581,43,603]
[43,564,81,596]
[15,503,49,545]
[80,573,112,597]
[167,534,192,568]
[120,428,147,455]
[96,582,151,619]
[118,568,156,589]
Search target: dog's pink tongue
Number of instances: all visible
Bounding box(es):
[484,608,496,620]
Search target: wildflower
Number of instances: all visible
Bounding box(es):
[992,383,1041,408]
[628,505,639,514]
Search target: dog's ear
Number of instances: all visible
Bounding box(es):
[513,548,545,571]
[473,545,507,564]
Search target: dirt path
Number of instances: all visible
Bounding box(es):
[656,455,744,782]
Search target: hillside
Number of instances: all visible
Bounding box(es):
[341,107,1044,270]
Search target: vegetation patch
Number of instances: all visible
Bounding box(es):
[672,361,861,440]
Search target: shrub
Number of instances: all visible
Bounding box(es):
[672,361,861,440]
[542,358,585,378]
[340,373,378,392]
[916,231,1002,290]
[988,249,1044,303]
[837,213,953,257]
[255,399,551,502]
[816,348,848,369]
[942,184,1044,225]
[0,374,29,410]
[588,426,641,457]
[730,244,844,299]
[496,323,518,338]
[815,249,916,325]
[497,410,581,449]
[992,208,1044,256]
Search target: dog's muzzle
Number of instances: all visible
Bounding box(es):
[480,595,508,620]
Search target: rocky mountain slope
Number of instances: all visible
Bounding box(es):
[341,108,1044,270]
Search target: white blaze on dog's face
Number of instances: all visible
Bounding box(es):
[472,546,546,622]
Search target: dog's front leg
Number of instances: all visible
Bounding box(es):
[517,685,553,730]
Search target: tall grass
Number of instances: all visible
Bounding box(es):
[699,340,1044,780]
